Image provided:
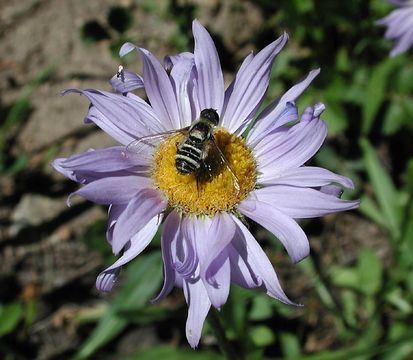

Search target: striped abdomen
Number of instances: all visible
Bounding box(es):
[175,123,210,175]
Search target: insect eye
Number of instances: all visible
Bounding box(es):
[200,108,219,125]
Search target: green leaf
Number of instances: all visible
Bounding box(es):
[249,295,273,321]
[354,316,381,351]
[382,101,405,135]
[362,58,399,134]
[299,258,336,311]
[360,138,400,238]
[385,288,412,314]
[387,322,408,341]
[0,302,23,337]
[294,333,413,359]
[169,30,189,52]
[358,194,387,228]
[330,249,382,296]
[330,266,359,289]
[322,100,348,136]
[250,325,275,347]
[335,47,350,73]
[382,323,413,360]
[280,332,301,358]
[0,97,31,151]
[404,158,413,194]
[357,248,383,296]
[2,155,28,176]
[82,219,114,262]
[341,290,357,327]
[395,63,413,93]
[77,314,127,360]
[127,346,223,360]
[383,96,413,135]
[24,299,37,328]
[75,251,163,359]
[400,201,413,267]
[292,0,313,13]
[406,269,413,296]
[315,145,341,173]
[118,306,171,325]
[220,285,250,339]
[117,251,163,311]
[382,341,413,360]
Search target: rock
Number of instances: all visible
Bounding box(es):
[0,0,118,92]
[17,79,111,153]
[9,194,67,236]
[183,0,263,56]
[2,205,105,291]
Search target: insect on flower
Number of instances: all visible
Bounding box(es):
[116,65,124,79]
[126,108,240,194]
[53,20,359,348]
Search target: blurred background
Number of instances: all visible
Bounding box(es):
[1,0,413,359]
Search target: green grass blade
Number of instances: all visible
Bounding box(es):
[75,251,163,359]
[360,138,400,239]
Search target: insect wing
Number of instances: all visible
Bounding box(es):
[127,131,174,153]
[126,128,189,162]
[209,136,241,194]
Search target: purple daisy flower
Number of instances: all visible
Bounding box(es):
[53,20,358,348]
[377,0,413,56]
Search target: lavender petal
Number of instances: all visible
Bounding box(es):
[152,211,181,303]
[248,69,320,145]
[238,198,310,264]
[377,5,413,57]
[109,69,144,93]
[203,212,236,277]
[119,42,136,57]
[106,204,127,245]
[112,188,166,254]
[260,166,354,189]
[183,215,233,308]
[320,185,345,197]
[96,214,161,292]
[164,52,194,73]
[183,272,211,348]
[221,33,289,134]
[192,19,224,114]
[67,175,152,206]
[223,52,254,114]
[254,185,360,219]
[170,56,197,127]
[176,217,199,279]
[138,47,181,130]
[56,146,147,172]
[231,217,296,305]
[65,88,166,144]
[228,244,261,289]
[204,248,231,309]
[255,107,328,179]
[84,105,134,145]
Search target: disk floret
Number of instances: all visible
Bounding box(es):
[152,128,257,217]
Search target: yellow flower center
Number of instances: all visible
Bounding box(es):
[152,128,257,217]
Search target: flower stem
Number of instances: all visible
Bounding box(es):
[208,309,243,360]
